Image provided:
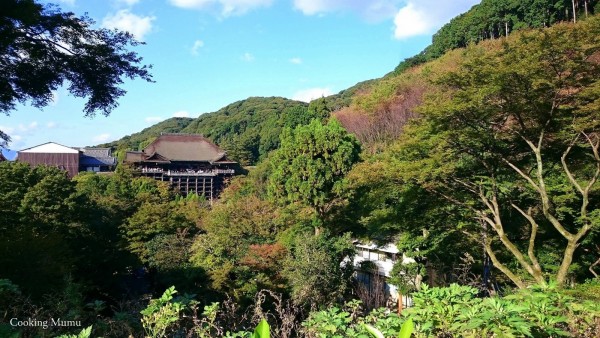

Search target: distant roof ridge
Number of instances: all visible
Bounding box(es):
[160,132,204,137]
[19,141,70,152]
[19,141,80,153]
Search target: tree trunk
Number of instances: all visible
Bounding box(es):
[572,0,577,23]
[397,292,403,315]
[557,240,577,286]
[484,239,526,289]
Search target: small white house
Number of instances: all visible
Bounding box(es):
[352,241,414,308]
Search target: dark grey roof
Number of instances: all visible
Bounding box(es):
[80,155,116,166]
[82,148,112,157]
[80,148,115,166]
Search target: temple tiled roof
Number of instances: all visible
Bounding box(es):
[126,134,236,164]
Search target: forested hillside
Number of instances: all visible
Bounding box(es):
[99,117,193,154]
[392,0,599,74]
[3,1,600,337]
[180,97,312,165]
[103,97,331,166]
[110,1,600,165]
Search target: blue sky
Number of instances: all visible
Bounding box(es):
[1,0,479,156]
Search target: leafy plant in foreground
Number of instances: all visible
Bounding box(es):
[140,286,187,338]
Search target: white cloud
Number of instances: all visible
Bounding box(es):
[393,3,429,39]
[93,133,112,142]
[290,57,302,64]
[241,52,255,62]
[173,111,191,118]
[46,122,57,129]
[293,1,478,31]
[57,0,76,5]
[0,125,15,134]
[170,0,273,16]
[393,0,479,39]
[118,0,140,5]
[18,121,38,132]
[145,116,165,123]
[292,87,333,102]
[1,122,38,147]
[293,0,399,21]
[191,40,204,55]
[102,10,155,40]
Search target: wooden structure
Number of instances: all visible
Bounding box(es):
[124,134,237,200]
[17,142,80,177]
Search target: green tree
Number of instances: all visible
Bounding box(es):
[1,0,152,143]
[19,166,77,230]
[268,119,361,234]
[122,200,197,264]
[283,232,355,307]
[0,163,83,297]
[392,18,600,287]
[189,175,287,300]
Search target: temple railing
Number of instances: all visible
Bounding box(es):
[139,168,235,176]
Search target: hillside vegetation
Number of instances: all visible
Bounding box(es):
[103,97,333,166]
[180,97,312,165]
[4,2,600,337]
[99,117,193,154]
[344,14,600,287]
[108,1,600,164]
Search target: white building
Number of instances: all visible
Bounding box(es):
[353,241,414,308]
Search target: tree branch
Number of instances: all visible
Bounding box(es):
[590,257,600,279]
[502,157,542,194]
[484,238,526,289]
[582,132,600,196]
[527,134,575,240]
[561,134,585,195]
[510,203,544,277]
[484,189,543,284]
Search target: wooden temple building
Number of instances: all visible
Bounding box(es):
[125,134,237,200]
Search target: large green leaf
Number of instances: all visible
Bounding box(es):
[364,324,385,338]
[252,319,270,338]
[398,318,414,338]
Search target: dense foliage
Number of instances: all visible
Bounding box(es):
[268,119,361,231]
[0,162,206,337]
[181,97,324,165]
[0,0,152,145]
[3,2,600,338]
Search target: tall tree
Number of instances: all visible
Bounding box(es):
[268,119,361,234]
[0,0,152,144]
[392,17,600,287]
